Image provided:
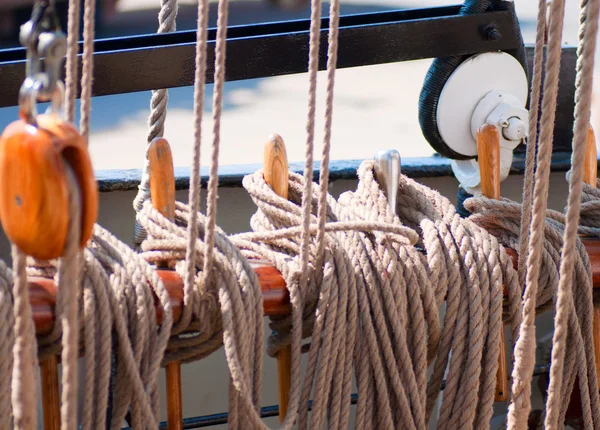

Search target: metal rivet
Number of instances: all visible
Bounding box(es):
[482,24,502,41]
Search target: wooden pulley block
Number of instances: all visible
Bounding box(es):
[0,114,98,260]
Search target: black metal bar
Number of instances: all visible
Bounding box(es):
[147,393,359,429]
[0,5,520,108]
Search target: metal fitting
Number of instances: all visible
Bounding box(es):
[18,0,66,122]
[501,117,527,142]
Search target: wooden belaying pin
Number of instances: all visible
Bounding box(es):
[0,114,98,259]
[582,125,600,390]
[147,137,183,430]
[373,149,401,214]
[263,134,292,422]
[477,123,509,402]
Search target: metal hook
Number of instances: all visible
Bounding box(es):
[19,77,65,124]
[373,149,401,215]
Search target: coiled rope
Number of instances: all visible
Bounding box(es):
[2,0,599,428]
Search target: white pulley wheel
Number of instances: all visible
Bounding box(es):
[435,52,528,158]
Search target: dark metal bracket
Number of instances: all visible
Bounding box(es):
[0,5,521,107]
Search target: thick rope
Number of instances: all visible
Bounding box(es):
[545,0,600,427]
[58,165,82,430]
[10,247,38,430]
[395,173,508,430]
[506,0,567,426]
[204,0,229,300]
[518,0,547,287]
[315,0,340,269]
[0,261,13,430]
[137,201,265,427]
[27,224,174,429]
[579,178,600,236]
[132,0,179,243]
[181,0,209,331]
[465,196,600,429]
[298,0,323,305]
[239,160,511,429]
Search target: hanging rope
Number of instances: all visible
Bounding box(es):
[137,0,268,426]
[465,196,599,428]
[132,0,180,244]
[64,0,80,123]
[9,0,175,427]
[545,0,600,427]
[10,248,38,429]
[503,0,568,426]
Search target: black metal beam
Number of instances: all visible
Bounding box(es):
[0,5,521,108]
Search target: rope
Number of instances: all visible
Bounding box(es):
[64,0,81,123]
[297,0,321,310]
[10,247,38,430]
[80,0,96,141]
[465,196,599,428]
[239,159,511,429]
[132,0,179,244]
[204,0,229,304]
[394,172,509,430]
[137,201,265,427]
[506,0,567,426]
[181,0,209,331]
[0,262,13,430]
[58,164,82,430]
[27,225,174,429]
[517,0,547,287]
[545,0,600,427]
[579,178,600,236]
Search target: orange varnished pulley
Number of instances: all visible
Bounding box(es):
[0,113,98,259]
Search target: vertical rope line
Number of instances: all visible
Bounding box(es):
[79,0,96,141]
[545,0,600,427]
[181,0,209,329]
[299,0,323,297]
[315,0,341,270]
[64,0,81,123]
[518,0,547,286]
[204,0,230,284]
[61,0,97,424]
[58,164,82,430]
[132,0,179,231]
[281,2,322,427]
[10,246,38,430]
[146,0,178,143]
[508,0,566,427]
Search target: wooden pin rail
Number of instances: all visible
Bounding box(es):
[28,235,600,429]
[28,239,600,335]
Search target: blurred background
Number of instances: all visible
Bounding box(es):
[0,1,594,170]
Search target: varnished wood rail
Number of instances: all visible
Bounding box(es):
[28,237,600,336]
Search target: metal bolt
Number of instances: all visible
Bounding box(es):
[482,24,502,41]
[502,117,527,142]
